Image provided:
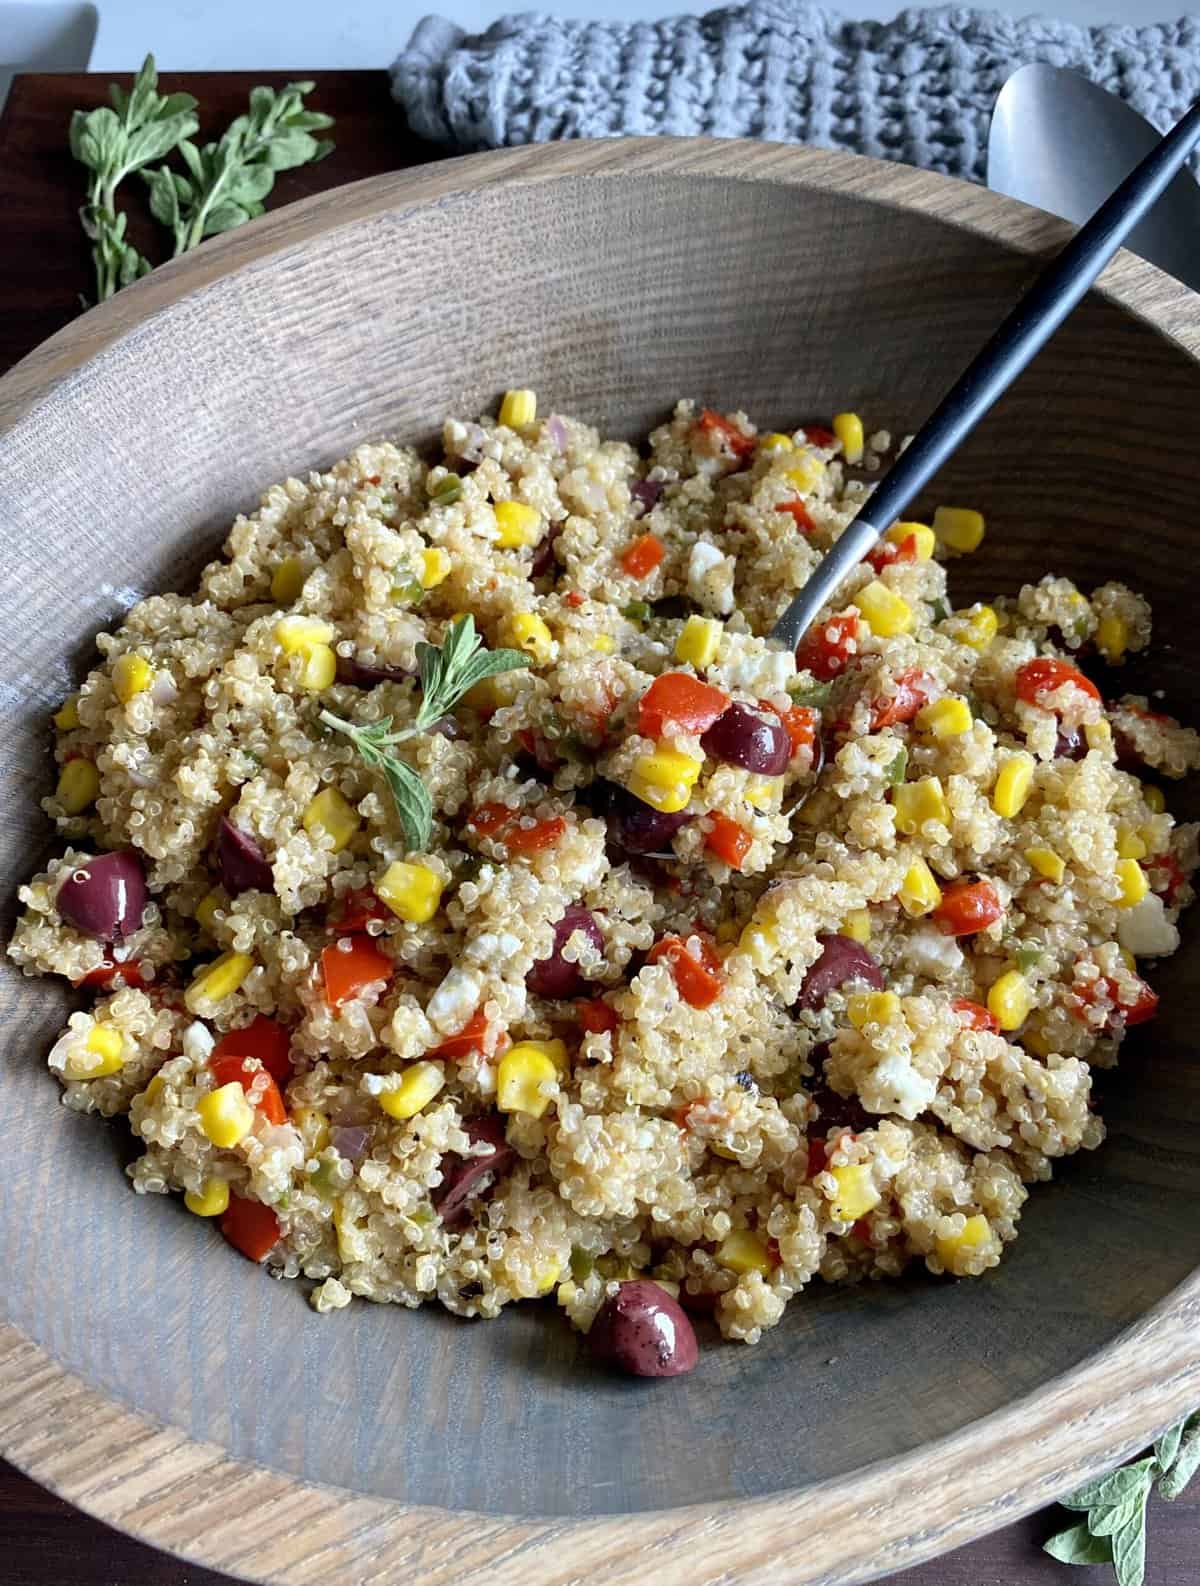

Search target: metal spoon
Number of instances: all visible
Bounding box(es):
[988,63,1200,294]
[771,93,1200,653]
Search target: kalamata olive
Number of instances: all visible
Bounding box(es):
[797,934,884,1012]
[217,816,274,895]
[330,1125,372,1162]
[700,703,791,775]
[588,1280,699,1378]
[632,479,663,516]
[335,656,413,688]
[429,715,462,740]
[527,905,605,999]
[433,1117,516,1229]
[56,850,147,942]
[806,1042,872,1133]
[544,414,568,451]
[531,521,563,579]
[605,786,694,855]
[1054,725,1087,761]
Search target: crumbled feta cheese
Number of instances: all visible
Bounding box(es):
[712,635,797,695]
[1117,894,1179,957]
[427,966,482,1032]
[868,1051,937,1120]
[903,925,964,981]
[182,1020,215,1062]
[687,540,735,614]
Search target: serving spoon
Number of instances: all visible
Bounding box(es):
[770,92,1200,653]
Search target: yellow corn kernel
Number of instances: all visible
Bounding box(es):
[275,615,335,653]
[1116,824,1148,861]
[64,1023,126,1079]
[53,695,80,731]
[198,1081,256,1148]
[591,634,615,654]
[271,556,306,604]
[857,579,913,638]
[738,920,778,969]
[829,1162,881,1221]
[628,771,691,814]
[379,1060,446,1120]
[465,672,517,711]
[991,753,1036,819]
[759,432,794,454]
[675,614,722,668]
[419,547,452,589]
[716,1229,775,1276]
[376,860,443,924]
[935,1213,991,1268]
[195,888,226,933]
[493,500,541,548]
[1120,946,1138,972]
[784,453,824,493]
[948,604,999,651]
[1084,719,1113,750]
[294,1106,331,1154]
[498,388,537,427]
[743,776,777,811]
[898,858,942,916]
[297,643,336,692]
[533,1258,563,1295]
[1116,858,1149,908]
[57,758,100,814]
[833,411,864,465]
[1142,783,1166,814]
[112,652,153,704]
[887,521,936,560]
[1025,847,1066,884]
[497,1042,560,1118]
[893,776,950,834]
[917,696,973,738]
[1023,1026,1055,1059]
[631,747,702,797]
[1096,613,1128,663]
[499,611,554,664]
[333,1197,360,1263]
[933,505,985,553]
[185,951,254,1014]
[847,990,900,1029]
[987,969,1031,1031]
[185,1179,231,1218]
[142,1073,166,1106]
[841,908,872,944]
[303,788,360,853]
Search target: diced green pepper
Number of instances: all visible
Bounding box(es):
[886,747,908,785]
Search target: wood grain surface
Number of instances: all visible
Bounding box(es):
[2,73,1199,1586]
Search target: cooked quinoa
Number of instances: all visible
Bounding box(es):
[11,394,1200,1366]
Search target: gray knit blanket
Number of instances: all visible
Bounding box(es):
[392,2,1200,184]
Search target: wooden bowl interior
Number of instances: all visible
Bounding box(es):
[2,161,1199,1520]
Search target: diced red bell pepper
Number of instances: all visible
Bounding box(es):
[211,1016,293,1084]
[762,700,819,758]
[865,532,918,573]
[648,934,724,1009]
[1149,853,1187,906]
[869,668,936,730]
[564,591,585,608]
[320,936,393,1010]
[1072,973,1159,1029]
[704,811,753,870]
[935,880,1004,936]
[577,997,619,1034]
[329,887,390,935]
[952,998,1000,1034]
[505,816,567,854]
[795,611,860,681]
[775,499,815,534]
[209,1055,288,1125]
[638,672,731,739]
[74,958,149,990]
[428,1008,494,1059]
[1015,657,1101,710]
[804,425,835,448]
[466,801,514,836]
[694,408,757,463]
[620,532,665,579]
[807,1136,830,1177]
[221,1194,281,1263]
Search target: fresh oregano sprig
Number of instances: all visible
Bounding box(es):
[319,616,530,851]
[69,56,334,303]
[69,54,199,301]
[143,80,334,254]
[1045,1410,1200,1585]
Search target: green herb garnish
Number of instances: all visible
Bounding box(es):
[1045,1411,1200,1584]
[320,615,529,850]
[885,747,908,786]
[391,563,424,606]
[1015,942,1042,973]
[621,600,653,624]
[929,597,952,625]
[70,55,333,303]
[789,680,834,709]
[429,473,463,506]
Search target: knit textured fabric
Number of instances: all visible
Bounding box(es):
[392,2,1200,183]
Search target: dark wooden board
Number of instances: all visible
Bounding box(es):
[0,69,1197,1586]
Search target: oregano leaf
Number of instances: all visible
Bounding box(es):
[1153,1418,1187,1476]
[1044,1522,1115,1566]
[1160,1415,1200,1500]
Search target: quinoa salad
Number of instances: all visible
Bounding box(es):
[11,393,1200,1378]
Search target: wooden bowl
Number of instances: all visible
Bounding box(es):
[2,138,1199,1586]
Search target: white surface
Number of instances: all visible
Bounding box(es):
[73,0,1193,73]
[0,3,95,107]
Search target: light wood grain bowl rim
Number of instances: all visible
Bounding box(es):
[2,138,1199,1586]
